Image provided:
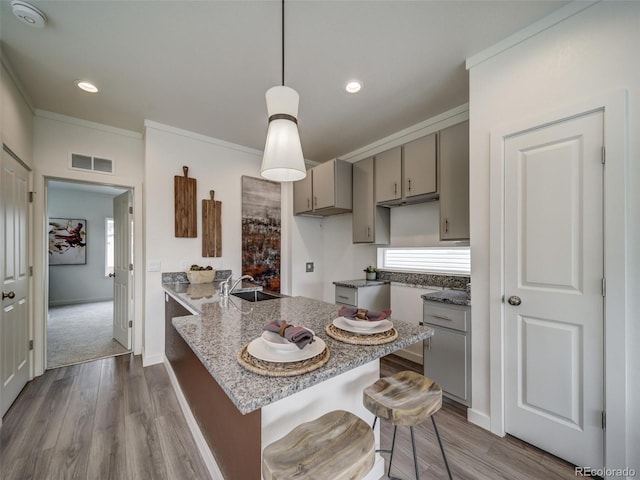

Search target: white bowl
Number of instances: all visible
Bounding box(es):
[261,329,314,352]
[340,316,382,330]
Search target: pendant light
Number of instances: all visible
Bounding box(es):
[260,0,307,182]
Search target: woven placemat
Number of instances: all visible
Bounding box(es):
[237,345,330,377]
[325,323,398,345]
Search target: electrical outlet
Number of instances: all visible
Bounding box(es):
[306,262,314,272]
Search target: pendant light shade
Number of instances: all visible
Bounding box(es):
[260,0,307,182]
[261,86,306,182]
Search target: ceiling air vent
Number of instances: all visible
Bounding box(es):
[70,153,114,174]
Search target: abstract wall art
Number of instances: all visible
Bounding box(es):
[49,218,87,265]
[241,176,281,293]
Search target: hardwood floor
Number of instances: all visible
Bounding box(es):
[0,354,211,480]
[1,353,580,480]
[379,354,580,480]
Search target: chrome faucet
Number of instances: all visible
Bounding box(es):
[220,274,254,297]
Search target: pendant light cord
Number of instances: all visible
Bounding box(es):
[281,0,285,86]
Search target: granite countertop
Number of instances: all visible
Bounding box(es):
[332,279,390,288]
[163,283,433,415]
[422,289,470,306]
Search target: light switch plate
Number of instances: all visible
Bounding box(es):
[148,260,161,272]
[306,262,314,272]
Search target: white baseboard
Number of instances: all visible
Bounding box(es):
[48,297,113,307]
[142,351,164,367]
[163,356,224,480]
[393,349,424,365]
[467,408,491,431]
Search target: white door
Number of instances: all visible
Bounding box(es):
[504,111,604,467]
[1,148,30,416]
[112,191,132,349]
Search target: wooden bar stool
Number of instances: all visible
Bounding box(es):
[363,371,453,480]
[262,410,375,480]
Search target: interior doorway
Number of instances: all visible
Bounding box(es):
[45,179,133,369]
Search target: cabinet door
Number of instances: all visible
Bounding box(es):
[352,158,374,242]
[312,160,335,210]
[439,121,469,240]
[424,326,468,403]
[375,146,401,203]
[403,133,437,197]
[293,174,312,214]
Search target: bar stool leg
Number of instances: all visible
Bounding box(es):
[409,426,420,480]
[431,416,453,480]
[387,425,399,479]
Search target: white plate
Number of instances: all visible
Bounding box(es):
[340,316,387,330]
[261,329,315,353]
[333,317,393,335]
[247,336,326,363]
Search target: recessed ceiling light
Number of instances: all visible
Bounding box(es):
[345,80,363,94]
[11,1,47,28]
[74,80,99,93]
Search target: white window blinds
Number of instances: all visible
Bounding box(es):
[377,247,470,275]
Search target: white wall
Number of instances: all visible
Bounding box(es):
[467,1,638,471]
[143,122,280,365]
[47,189,116,305]
[33,111,144,374]
[1,60,33,166]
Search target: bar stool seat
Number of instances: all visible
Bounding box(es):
[363,371,452,480]
[262,410,375,480]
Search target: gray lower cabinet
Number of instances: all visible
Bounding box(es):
[335,284,390,311]
[352,157,390,244]
[439,120,469,240]
[423,300,471,406]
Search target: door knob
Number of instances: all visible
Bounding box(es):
[507,295,522,306]
[2,291,15,300]
[108,273,116,278]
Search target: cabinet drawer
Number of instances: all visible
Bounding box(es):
[335,286,357,306]
[423,302,468,332]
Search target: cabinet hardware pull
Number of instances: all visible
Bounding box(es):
[338,295,349,300]
[444,218,449,233]
[2,291,15,300]
[307,198,310,209]
[367,226,371,238]
[394,182,397,196]
[431,314,451,321]
[314,196,317,207]
[408,178,411,192]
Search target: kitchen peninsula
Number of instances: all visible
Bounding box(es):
[163,280,433,480]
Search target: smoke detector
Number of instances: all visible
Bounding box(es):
[11,1,47,28]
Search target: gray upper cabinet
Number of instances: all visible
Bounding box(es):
[439,120,469,240]
[352,157,390,244]
[293,159,352,216]
[374,146,402,203]
[403,133,437,198]
[375,135,438,206]
[293,174,313,214]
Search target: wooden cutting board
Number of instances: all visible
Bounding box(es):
[175,166,197,237]
[202,190,222,257]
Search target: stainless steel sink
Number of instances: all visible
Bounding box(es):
[231,290,281,302]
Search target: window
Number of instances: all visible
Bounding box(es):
[377,247,470,275]
[105,218,114,276]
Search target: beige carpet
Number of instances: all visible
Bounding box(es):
[47,301,129,369]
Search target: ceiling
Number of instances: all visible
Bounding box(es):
[0,0,568,162]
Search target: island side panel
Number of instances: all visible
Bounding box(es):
[261,359,386,480]
[165,293,261,479]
